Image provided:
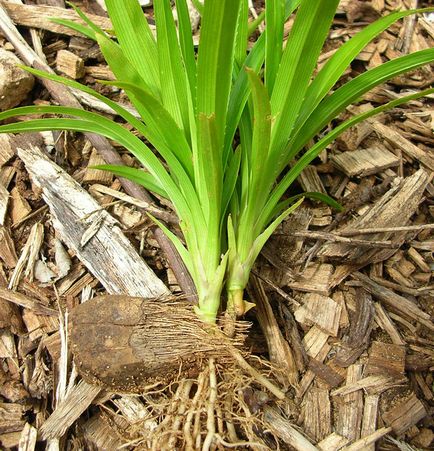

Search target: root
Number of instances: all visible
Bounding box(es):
[203,358,217,451]
[110,354,293,450]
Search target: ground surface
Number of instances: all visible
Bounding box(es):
[0,0,433,450]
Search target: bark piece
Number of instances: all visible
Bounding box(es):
[39,380,101,440]
[335,288,374,367]
[17,145,168,298]
[0,49,34,110]
[249,276,297,385]
[354,272,434,332]
[300,388,331,442]
[331,147,399,177]
[374,303,405,345]
[56,49,85,79]
[0,226,17,268]
[370,121,434,171]
[0,1,112,36]
[308,359,345,388]
[382,393,427,436]
[295,293,342,337]
[0,134,14,166]
[365,341,405,379]
[0,402,24,434]
[287,263,334,296]
[335,364,363,441]
[319,169,430,265]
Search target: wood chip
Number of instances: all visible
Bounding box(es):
[331,147,399,177]
[354,272,434,332]
[39,380,101,440]
[288,263,333,296]
[335,364,363,441]
[299,165,326,194]
[82,149,113,185]
[295,293,342,336]
[263,406,319,451]
[9,187,31,225]
[370,121,434,171]
[0,181,8,225]
[382,393,427,435]
[335,288,374,367]
[361,395,379,451]
[0,134,14,167]
[320,169,430,265]
[0,403,25,434]
[365,341,406,378]
[301,388,331,442]
[56,49,85,79]
[318,432,350,451]
[0,2,112,37]
[0,226,17,268]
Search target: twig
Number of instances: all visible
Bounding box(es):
[340,223,434,236]
[293,230,397,248]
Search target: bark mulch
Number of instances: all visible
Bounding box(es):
[0,0,433,449]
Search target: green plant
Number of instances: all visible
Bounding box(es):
[0,0,433,323]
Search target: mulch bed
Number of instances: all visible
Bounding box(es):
[0,0,433,449]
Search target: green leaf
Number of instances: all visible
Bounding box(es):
[0,111,203,233]
[295,7,434,138]
[99,79,194,179]
[268,192,342,225]
[147,213,196,283]
[65,2,107,37]
[222,145,242,220]
[235,0,249,66]
[154,0,191,134]
[49,18,97,40]
[175,0,197,101]
[259,87,434,232]
[270,0,339,163]
[250,197,304,267]
[290,47,434,160]
[196,0,241,143]
[265,0,285,92]
[92,165,168,198]
[104,0,160,97]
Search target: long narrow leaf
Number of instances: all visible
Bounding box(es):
[289,47,434,161]
[270,0,339,159]
[265,0,285,92]
[258,87,434,234]
[154,0,190,134]
[294,7,434,140]
[175,0,197,102]
[104,0,160,97]
[93,165,168,198]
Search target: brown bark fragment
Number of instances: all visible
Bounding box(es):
[382,393,427,435]
[365,341,406,378]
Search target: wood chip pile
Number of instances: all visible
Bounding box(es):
[0,0,432,449]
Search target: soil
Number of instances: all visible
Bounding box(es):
[0,0,433,450]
